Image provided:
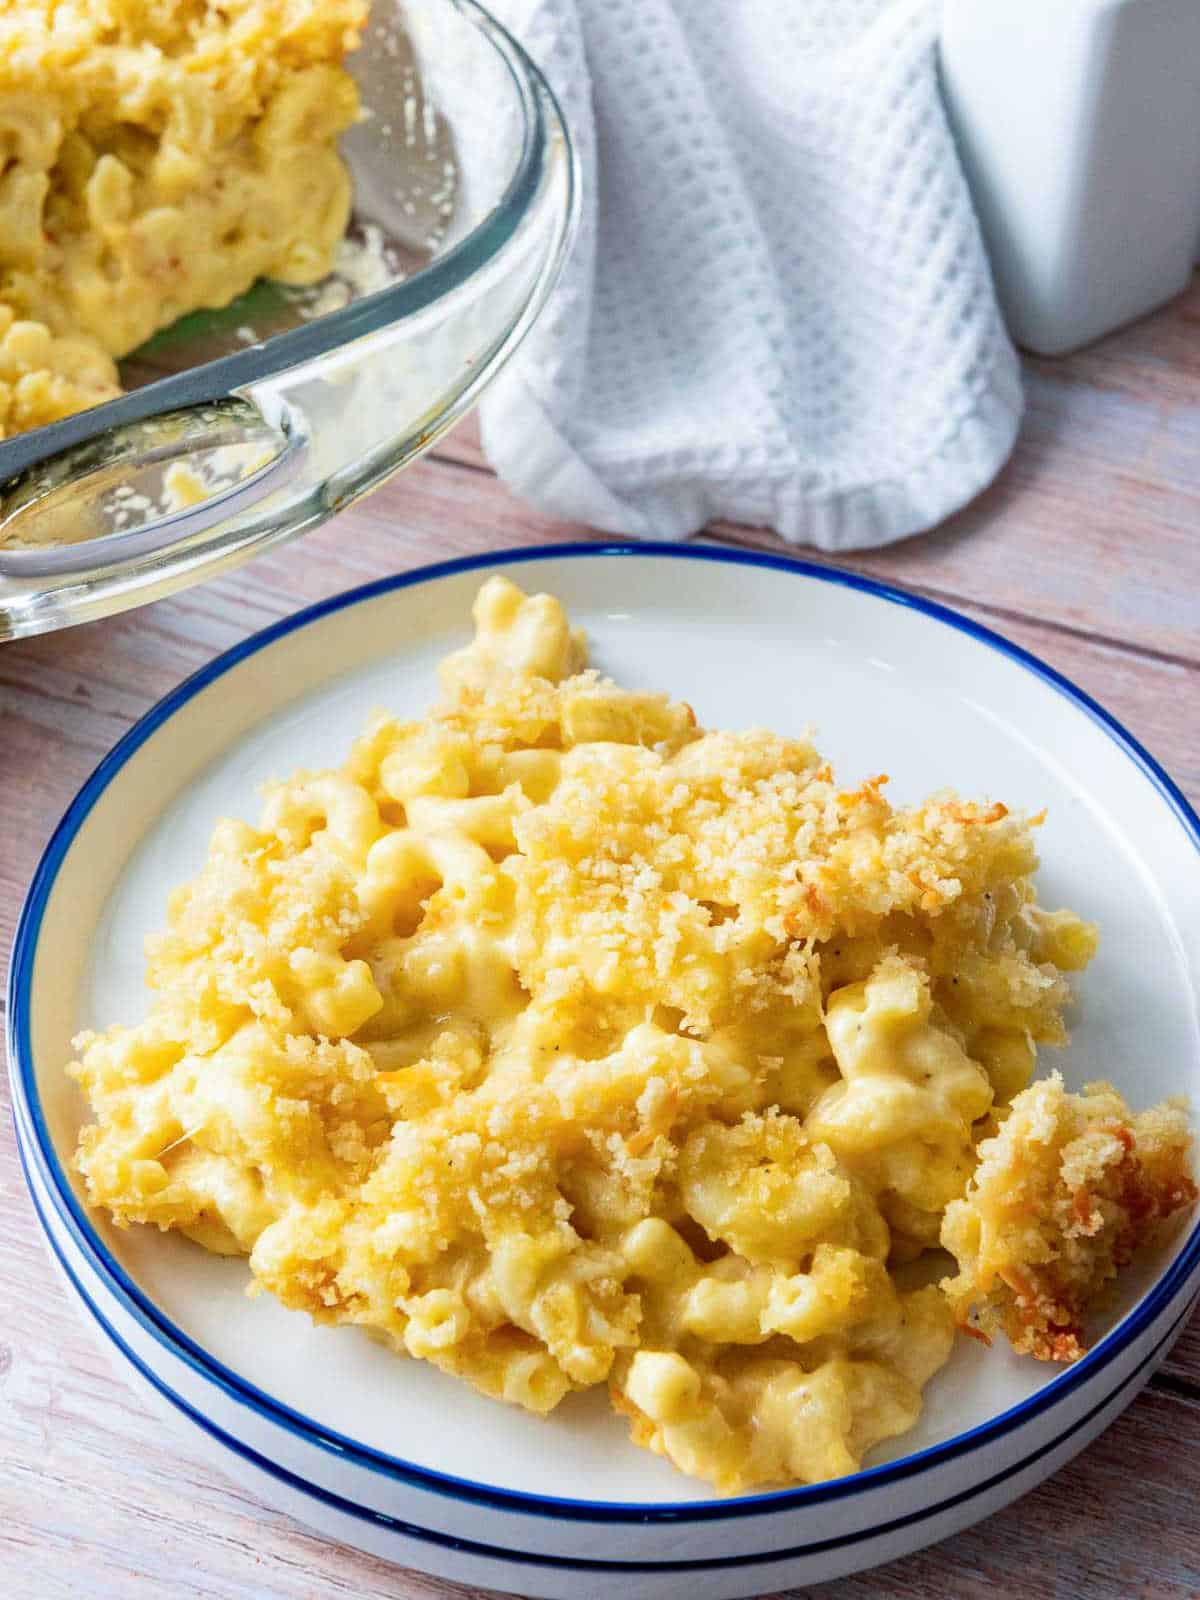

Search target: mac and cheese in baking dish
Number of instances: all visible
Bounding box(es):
[0,0,366,438]
[71,578,1196,1493]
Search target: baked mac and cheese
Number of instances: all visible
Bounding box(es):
[71,577,1195,1492]
[0,0,366,440]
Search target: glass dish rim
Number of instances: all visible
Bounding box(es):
[9,541,1200,1527]
[0,0,578,637]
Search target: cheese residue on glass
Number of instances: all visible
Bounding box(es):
[0,0,368,440]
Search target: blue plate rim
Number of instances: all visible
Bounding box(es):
[18,1119,1195,1572]
[9,538,1200,1524]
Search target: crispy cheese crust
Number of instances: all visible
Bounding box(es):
[942,1072,1196,1359]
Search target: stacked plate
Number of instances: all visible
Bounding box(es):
[10,546,1200,1598]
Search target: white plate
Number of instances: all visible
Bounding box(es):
[10,543,1200,1598]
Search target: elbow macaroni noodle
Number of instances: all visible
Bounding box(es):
[71,576,1193,1492]
[0,1,365,441]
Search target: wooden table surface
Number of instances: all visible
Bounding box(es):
[4,279,1200,1600]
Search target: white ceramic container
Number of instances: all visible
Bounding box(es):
[10,545,1200,1598]
[941,0,1200,355]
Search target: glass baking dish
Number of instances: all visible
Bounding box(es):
[0,0,577,641]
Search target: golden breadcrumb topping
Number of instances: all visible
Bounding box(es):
[69,576,1191,1493]
[942,1072,1196,1359]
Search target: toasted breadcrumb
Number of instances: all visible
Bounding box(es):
[941,1072,1196,1359]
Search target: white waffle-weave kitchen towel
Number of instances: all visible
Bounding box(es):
[476,0,1022,551]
